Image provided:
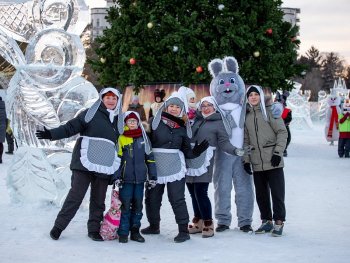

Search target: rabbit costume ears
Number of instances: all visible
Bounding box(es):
[208,56,239,77]
[199,96,232,137]
[245,85,268,122]
[123,111,152,154]
[152,90,192,138]
[85,87,124,134]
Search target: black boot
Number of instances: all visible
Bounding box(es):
[141,223,160,235]
[50,226,63,240]
[239,225,253,233]
[130,227,145,243]
[174,224,190,243]
[88,232,104,241]
[215,224,230,232]
[118,235,128,243]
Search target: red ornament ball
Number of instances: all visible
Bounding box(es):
[129,58,136,65]
[266,28,273,35]
[196,66,203,73]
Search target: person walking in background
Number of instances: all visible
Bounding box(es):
[0,97,6,163]
[243,85,288,237]
[115,111,157,243]
[338,99,350,158]
[36,88,123,241]
[149,89,166,119]
[186,96,244,238]
[5,118,15,154]
[275,91,292,157]
[127,95,147,121]
[141,92,209,243]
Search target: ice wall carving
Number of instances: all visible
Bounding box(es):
[0,0,99,205]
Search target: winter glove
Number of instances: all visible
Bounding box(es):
[147,180,157,189]
[271,154,281,167]
[192,140,209,157]
[345,112,350,118]
[234,148,245,157]
[243,163,252,175]
[35,127,52,140]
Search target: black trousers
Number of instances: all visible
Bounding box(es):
[6,132,14,153]
[54,170,109,233]
[145,177,189,226]
[253,168,286,222]
[286,125,291,150]
[338,138,350,157]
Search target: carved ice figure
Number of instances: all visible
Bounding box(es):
[287,82,314,129]
[0,0,99,205]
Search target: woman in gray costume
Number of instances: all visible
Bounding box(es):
[36,88,123,241]
[141,91,209,243]
[186,96,244,238]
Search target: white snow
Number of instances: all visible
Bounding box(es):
[0,123,349,263]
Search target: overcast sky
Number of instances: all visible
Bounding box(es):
[86,0,350,64]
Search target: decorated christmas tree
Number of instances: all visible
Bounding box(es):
[89,0,303,92]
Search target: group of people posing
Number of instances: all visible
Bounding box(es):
[35,57,291,244]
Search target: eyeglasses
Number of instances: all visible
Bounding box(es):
[126,119,138,124]
[200,104,214,109]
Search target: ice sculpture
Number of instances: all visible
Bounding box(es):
[0,0,99,205]
[318,90,328,122]
[287,82,314,129]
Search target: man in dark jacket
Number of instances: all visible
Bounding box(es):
[0,97,7,163]
[36,88,123,241]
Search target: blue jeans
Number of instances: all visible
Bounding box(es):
[118,183,144,236]
[186,182,212,220]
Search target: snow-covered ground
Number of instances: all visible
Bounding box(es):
[0,123,349,263]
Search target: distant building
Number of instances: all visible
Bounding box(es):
[281,7,301,31]
[90,0,118,40]
[90,2,301,40]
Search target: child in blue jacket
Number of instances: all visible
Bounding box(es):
[116,111,157,243]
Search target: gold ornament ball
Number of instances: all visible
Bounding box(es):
[147,22,154,29]
[253,51,260,57]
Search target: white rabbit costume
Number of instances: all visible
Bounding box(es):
[208,57,254,228]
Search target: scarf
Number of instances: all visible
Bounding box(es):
[327,106,339,138]
[161,112,184,129]
[107,109,117,123]
[123,127,142,138]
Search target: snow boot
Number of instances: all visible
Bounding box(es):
[188,217,203,234]
[130,227,145,243]
[240,225,253,233]
[174,224,190,243]
[202,220,214,238]
[141,223,160,235]
[215,224,229,232]
[271,222,284,237]
[255,220,273,234]
[50,226,63,240]
[88,232,104,241]
[119,235,128,243]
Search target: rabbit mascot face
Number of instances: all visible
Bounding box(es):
[208,56,254,228]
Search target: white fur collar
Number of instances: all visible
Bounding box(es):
[219,103,241,111]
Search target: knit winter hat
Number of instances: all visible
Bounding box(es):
[154,89,166,100]
[246,86,260,98]
[124,112,138,123]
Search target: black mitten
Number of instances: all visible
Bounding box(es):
[35,127,52,140]
[192,140,209,157]
[243,163,252,175]
[271,154,281,167]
